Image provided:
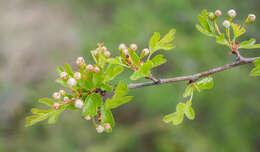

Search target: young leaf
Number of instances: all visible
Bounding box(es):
[250,66,260,76]
[56,78,70,88]
[239,38,260,49]
[105,81,133,109]
[56,66,64,75]
[64,63,73,75]
[183,85,194,98]
[104,64,124,82]
[196,10,216,37]
[38,98,54,107]
[231,23,246,38]
[163,103,185,125]
[151,54,167,68]
[216,34,229,46]
[82,93,102,117]
[101,106,115,132]
[130,70,145,80]
[149,29,176,54]
[195,77,214,90]
[25,110,55,127]
[184,100,195,120]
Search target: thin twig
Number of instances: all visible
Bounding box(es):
[128,57,259,89]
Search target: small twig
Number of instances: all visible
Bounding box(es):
[128,57,259,89]
[145,74,160,84]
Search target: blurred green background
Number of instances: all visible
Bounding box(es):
[0,0,260,151]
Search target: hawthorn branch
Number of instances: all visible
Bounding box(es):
[128,56,259,89]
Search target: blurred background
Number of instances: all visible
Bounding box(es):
[0,0,260,151]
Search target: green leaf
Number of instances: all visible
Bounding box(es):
[82,93,102,117]
[231,23,246,38]
[105,81,133,109]
[31,108,51,115]
[183,85,194,98]
[239,38,260,49]
[48,112,60,124]
[253,58,260,67]
[195,77,214,90]
[64,63,73,75]
[130,70,146,80]
[196,24,216,37]
[184,101,195,120]
[101,106,115,132]
[151,54,167,68]
[196,10,216,37]
[149,29,176,54]
[250,66,260,76]
[56,66,64,75]
[38,98,54,107]
[92,68,104,87]
[163,103,185,125]
[56,78,70,88]
[25,110,55,127]
[163,112,184,125]
[216,34,229,46]
[104,64,124,82]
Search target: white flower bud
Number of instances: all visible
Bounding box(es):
[84,115,91,120]
[208,12,215,20]
[53,92,61,100]
[53,102,60,110]
[76,57,85,67]
[215,10,222,16]
[223,20,231,28]
[142,48,150,55]
[123,49,129,55]
[86,64,94,71]
[228,9,236,18]
[75,99,84,109]
[73,72,81,80]
[104,123,111,130]
[118,43,127,50]
[104,51,111,57]
[94,67,100,73]
[67,78,77,87]
[59,90,66,96]
[101,46,107,52]
[248,14,256,22]
[96,125,104,133]
[130,44,138,51]
[60,72,68,79]
[64,96,70,102]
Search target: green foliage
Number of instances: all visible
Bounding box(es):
[196,10,216,37]
[250,58,260,76]
[239,38,260,49]
[166,76,214,126]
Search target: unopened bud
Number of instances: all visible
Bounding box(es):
[118,43,127,50]
[53,102,60,110]
[208,12,215,20]
[215,10,222,16]
[75,99,84,109]
[104,51,111,57]
[94,67,100,73]
[223,20,231,28]
[123,49,129,55]
[104,123,111,130]
[64,96,70,102]
[71,98,76,102]
[228,9,236,18]
[53,92,61,100]
[67,78,77,87]
[87,64,94,71]
[130,44,138,51]
[248,14,256,22]
[76,57,85,67]
[96,125,104,133]
[59,90,66,96]
[84,115,91,120]
[60,72,68,79]
[73,72,81,80]
[101,46,107,52]
[142,48,150,55]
